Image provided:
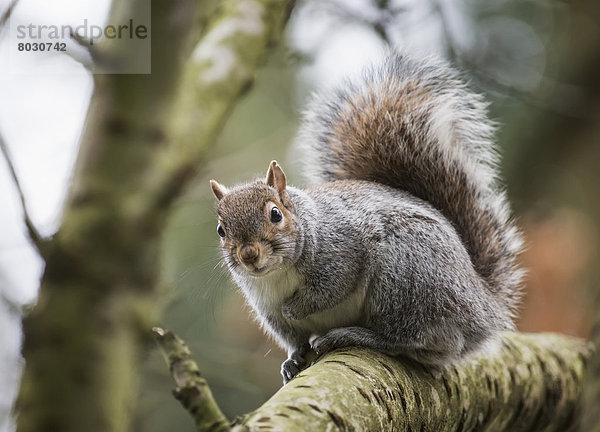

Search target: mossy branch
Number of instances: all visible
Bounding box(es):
[159,331,592,432]
[153,328,230,432]
[149,0,296,215]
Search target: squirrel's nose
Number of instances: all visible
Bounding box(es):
[239,243,259,265]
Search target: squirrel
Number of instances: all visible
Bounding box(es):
[209,53,524,385]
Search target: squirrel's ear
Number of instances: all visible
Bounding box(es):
[210,180,227,201]
[265,160,287,195]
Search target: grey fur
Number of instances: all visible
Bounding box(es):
[212,53,524,385]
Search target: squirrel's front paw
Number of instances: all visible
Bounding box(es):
[280,357,306,385]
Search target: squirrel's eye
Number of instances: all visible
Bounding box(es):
[270,207,283,223]
[217,223,225,238]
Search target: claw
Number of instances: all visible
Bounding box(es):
[310,336,329,356]
[281,358,299,384]
[280,355,307,385]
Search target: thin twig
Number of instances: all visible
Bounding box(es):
[0,1,46,252]
[0,0,19,36]
[310,0,406,46]
[0,132,45,252]
[153,327,231,432]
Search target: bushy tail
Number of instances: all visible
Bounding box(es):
[296,53,524,317]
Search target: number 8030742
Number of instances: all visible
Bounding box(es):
[17,42,67,52]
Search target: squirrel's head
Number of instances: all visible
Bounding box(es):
[210,161,299,277]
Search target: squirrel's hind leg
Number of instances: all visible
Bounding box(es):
[310,326,463,367]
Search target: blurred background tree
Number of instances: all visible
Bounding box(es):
[134,0,599,430]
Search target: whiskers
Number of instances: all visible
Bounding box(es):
[221,253,240,273]
[170,247,238,326]
[269,238,298,270]
[270,238,297,255]
[176,254,222,282]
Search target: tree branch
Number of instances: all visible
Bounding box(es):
[159,331,592,431]
[0,132,46,253]
[146,0,296,215]
[153,328,230,432]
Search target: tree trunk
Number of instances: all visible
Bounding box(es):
[15,1,294,431]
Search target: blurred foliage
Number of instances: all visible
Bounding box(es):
[135,0,600,429]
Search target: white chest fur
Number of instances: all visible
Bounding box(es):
[233,267,367,337]
[233,267,302,316]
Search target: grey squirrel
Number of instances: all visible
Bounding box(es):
[210,53,524,385]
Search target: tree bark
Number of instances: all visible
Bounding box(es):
[15,1,293,431]
[582,317,600,432]
[157,331,591,432]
